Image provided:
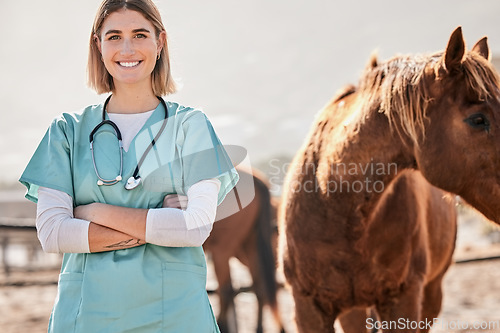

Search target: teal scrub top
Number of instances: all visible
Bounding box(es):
[19,100,239,333]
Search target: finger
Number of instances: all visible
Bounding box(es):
[170,195,188,209]
[74,206,82,218]
[178,197,188,209]
[162,194,188,209]
[163,197,182,209]
[163,194,178,207]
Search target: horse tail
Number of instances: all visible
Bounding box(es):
[253,174,283,330]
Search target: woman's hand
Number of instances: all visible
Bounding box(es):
[163,194,188,210]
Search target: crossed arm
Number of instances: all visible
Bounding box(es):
[36,180,218,253]
[76,204,148,252]
[78,194,188,252]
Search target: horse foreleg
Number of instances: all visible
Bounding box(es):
[218,282,238,333]
[255,293,264,333]
[213,255,238,333]
[292,290,337,333]
[420,273,446,333]
[1,236,10,277]
[375,281,423,333]
[338,307,377,333]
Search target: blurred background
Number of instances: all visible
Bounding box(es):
[2,0,500,190]
[1,1,500,332]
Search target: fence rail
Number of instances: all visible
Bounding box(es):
[1,222,500,285]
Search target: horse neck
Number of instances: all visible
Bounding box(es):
[314,106,416,217]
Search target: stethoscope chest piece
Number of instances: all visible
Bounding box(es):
[90,95,169,191]
[125,176,141,190]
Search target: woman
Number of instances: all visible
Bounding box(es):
[19,0,238,332]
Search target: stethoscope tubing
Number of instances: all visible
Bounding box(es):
[89,95,169,189]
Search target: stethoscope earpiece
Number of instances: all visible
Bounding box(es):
[90,95,169,190]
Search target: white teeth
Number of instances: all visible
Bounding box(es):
[119,61,140,67]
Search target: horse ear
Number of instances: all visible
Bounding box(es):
[366,51,378,69]
[471,37,490,61]
[444,26,465,73]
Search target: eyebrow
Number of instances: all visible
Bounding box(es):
[104,28,151,36]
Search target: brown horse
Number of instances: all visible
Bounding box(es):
[279,27,500,332]
[204,168,285,333]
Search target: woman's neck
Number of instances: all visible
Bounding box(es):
[107,83,159,114]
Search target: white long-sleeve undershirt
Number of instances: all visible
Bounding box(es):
[36,187,90,253]
[146,178,220,247]
[35,110,221,253]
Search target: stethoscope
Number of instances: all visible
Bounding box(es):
[89,95,169,190]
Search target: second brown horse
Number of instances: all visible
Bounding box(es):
[205,168,285,333]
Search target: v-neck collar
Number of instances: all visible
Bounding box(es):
[101,99,168,156]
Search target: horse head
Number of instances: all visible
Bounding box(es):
[414,27,500,223]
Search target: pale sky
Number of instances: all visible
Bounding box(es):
[2,0,500,186]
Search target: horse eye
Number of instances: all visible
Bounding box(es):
[464,113,490,131]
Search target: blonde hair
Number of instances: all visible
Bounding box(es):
[87,0,176,95]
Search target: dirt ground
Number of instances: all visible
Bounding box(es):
[1,207,500,333]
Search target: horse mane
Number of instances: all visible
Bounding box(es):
[462,55,500,101]
[331,84,356,103]
[356,50,500,146]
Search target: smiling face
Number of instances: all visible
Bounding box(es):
[96,9,165,92]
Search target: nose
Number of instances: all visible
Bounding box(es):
[120,38,135,56]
